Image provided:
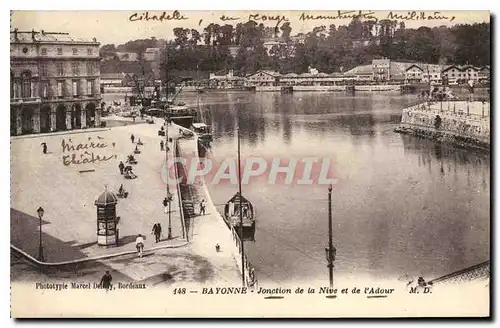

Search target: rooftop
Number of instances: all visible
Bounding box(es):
[10,29,98,44]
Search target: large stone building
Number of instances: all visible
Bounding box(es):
[10,29,101,135]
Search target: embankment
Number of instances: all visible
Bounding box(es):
[174,129,257,287]
[395,102,490,151]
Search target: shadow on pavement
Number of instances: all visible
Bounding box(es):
[11,208,88,262]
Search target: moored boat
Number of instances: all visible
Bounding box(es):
[191,122,213,142]
[224,192,256,241]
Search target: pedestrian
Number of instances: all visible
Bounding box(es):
[133,116,136,123]
[160,140,164,151]
[131,134,135,143]
[41,142,47,154]
[99,270,113,291]
[135,234,144,258]
[200,199,206,216]
[118,161,125,175]
[151,223,162,243]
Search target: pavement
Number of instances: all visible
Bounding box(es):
[177,137,242,285]
[11,120,185,263]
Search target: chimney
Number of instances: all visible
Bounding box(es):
[31,29,36,41]
[41,30,45,35]
[13,28,18,41]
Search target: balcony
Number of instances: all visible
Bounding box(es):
[11,97,41,104]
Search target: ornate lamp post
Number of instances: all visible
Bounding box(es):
[37,206,45,261]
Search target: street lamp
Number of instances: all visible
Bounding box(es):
[37,206,45,261]
[326,184,335,289]
[163,194,173,240]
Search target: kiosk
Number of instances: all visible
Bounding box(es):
[95,188,119,246]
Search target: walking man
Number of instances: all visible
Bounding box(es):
[160,140,164,151]
[200,199,206,216]
[151,223,162,243]
[41,142,47,154]
[135,234,144,258]
[118,161,125,175]
[131,134,135,143]
[99,271,113,291]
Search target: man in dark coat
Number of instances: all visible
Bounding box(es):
[152,223,162,243]
[118,161,125,175]
[100,271,112,291]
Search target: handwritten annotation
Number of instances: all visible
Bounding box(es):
[61,137,116,167]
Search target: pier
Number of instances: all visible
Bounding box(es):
[395,100,490,151]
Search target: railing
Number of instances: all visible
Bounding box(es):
[406,101,491,122]
[229,225,258,290]
[11,97,41,103]
[173,138,188,242]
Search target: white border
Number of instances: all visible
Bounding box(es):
[3,0,497,326]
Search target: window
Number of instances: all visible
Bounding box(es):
[56,62,64,76]
[41,48,47,55]
[72,81,78,97]
[72,62,79,76]
[10,72,14,98]
[21,71,32,98]
[87,48,93,56]
[57,81,64,97]
[86,62,93,75]
[87,80,94,95]
[40,63,47,77]
[42,82,48,98]
[72,48,78,55]
[57,48,63,55]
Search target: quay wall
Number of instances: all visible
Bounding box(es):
[395,102,490,151]
[174,127,257,287]
[292,85,345,92]
[355,84,401,91]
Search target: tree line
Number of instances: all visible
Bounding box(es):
[100,19,490,81]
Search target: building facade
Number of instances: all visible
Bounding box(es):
[10,29,101,135]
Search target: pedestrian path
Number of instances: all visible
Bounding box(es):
[176,136,241,285]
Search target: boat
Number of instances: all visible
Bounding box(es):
[222,126,256,242]
[224,192,256,241]
[191,122,213,142]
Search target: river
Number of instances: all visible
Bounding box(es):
[105,91,490,285]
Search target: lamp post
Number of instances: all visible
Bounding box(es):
[163,194,173,240]
[37,206,45,261]
[325,185,335,289]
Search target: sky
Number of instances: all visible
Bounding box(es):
[11,10,490,46]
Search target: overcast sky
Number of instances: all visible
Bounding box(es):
[11,10,490,45]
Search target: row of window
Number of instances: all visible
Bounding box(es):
[40,48,94,56]
[11,80,96,99]
[38,62,98,77]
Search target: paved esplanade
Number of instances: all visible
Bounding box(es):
[11,119,241,285]
[11,120,185,263]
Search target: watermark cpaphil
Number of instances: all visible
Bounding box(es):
[160,152,338,186]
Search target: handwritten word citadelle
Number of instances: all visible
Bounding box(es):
[129,11,188,22]
[61,137,116,167]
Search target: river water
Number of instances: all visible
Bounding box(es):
[106,91,491,285]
